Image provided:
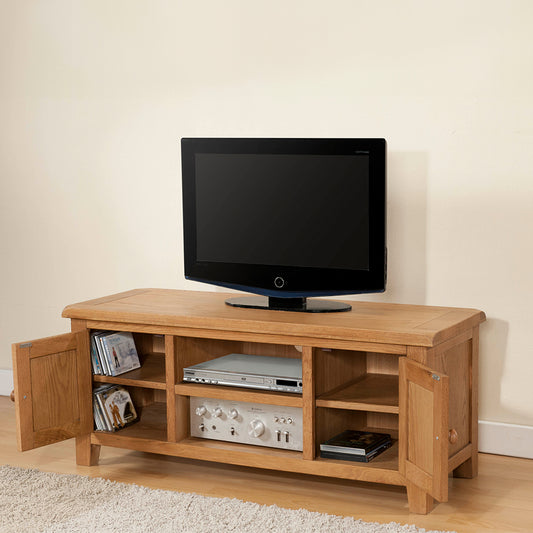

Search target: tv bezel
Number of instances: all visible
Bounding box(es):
[181,137,386,302]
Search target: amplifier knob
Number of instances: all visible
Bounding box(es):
[248,419,265,438]
[228,408,239,419]
[213,407,223,418]
[195,405,207,416]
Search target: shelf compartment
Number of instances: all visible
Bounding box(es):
[93,352,166,390]
[90,427,402,485]
[175,437,402,484]
[180,436,398,471]
[316,373,399,413]
[175,382,303,408]
[92,401,167,443]
[316,439,399,472]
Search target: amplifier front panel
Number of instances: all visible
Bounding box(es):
[190,397,303,451]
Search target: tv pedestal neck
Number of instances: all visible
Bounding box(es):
[11,288,484,514]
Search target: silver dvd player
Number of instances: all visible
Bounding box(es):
[183,354,303,393]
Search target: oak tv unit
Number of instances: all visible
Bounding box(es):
[12,288,485,514]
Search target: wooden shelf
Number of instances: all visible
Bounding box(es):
[316,439,399,472]
[175,382,303,408]
[180,436,402,484]
[175,437,402,484]
[316,373,399,413]
[180,436,302,458]
[92,401,167,443]
[178,436,398,471]
[93,352,166,390]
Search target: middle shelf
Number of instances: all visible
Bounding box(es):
[316,374,399,413]
[93,352,166,390]
[175,382,303,407]
[92,359,400,413]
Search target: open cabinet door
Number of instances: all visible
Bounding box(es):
[399,357,449,505]
[12,331,92,451]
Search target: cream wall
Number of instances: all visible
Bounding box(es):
[1,1,532,430]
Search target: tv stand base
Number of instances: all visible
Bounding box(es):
[225,295,352,312]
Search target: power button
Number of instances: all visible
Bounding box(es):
[274,276,285,288]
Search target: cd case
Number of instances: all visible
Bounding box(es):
[319,430,392,462]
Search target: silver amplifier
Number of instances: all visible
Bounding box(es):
[183,354,303,394]
[190,397,303,451]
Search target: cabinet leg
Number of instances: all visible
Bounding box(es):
[406,482,434,514]
[76,434,100,466]
[453,454,478,479]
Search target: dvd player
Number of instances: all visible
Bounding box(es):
[183,354,303,393]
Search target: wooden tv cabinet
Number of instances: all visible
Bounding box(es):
[12,289,485,514]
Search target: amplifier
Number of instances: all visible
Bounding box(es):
[190,397,303,451]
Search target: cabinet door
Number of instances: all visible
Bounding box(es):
[12,331,92,451]
[399,357,449,502]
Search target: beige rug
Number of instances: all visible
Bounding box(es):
[0,465,454,533]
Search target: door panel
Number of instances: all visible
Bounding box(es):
[12,331,91,451]
[399,357,449,502]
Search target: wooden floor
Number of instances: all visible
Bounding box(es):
[1,396,532,532]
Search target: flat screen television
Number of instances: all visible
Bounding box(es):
[181,137,386,312]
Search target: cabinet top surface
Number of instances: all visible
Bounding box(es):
[62,289,485,347]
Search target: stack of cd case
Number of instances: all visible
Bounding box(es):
[319,430,392,462]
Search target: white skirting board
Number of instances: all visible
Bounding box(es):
[0,369,14,397]
[478,420,533,460]
[1,368,532,459]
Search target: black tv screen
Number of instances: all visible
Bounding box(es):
[181,138,386,312]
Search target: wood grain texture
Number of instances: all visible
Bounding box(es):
[12,332,83,452]
[84,319,409,354]
[314,348,367,396]
[62,288,485,347]
[399,358,449,507]
[301,346,315,460]
[174,383,303,407]
[30,350,79,432]
[406,481,434,514]
[76,433,100,466]
[316,374,399,413]
[92,353,166,389]
[453,325,479,479]
[71,320,97,466]
[88,432,404,485]
[428,338,471,457]
[165,336,178,442]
